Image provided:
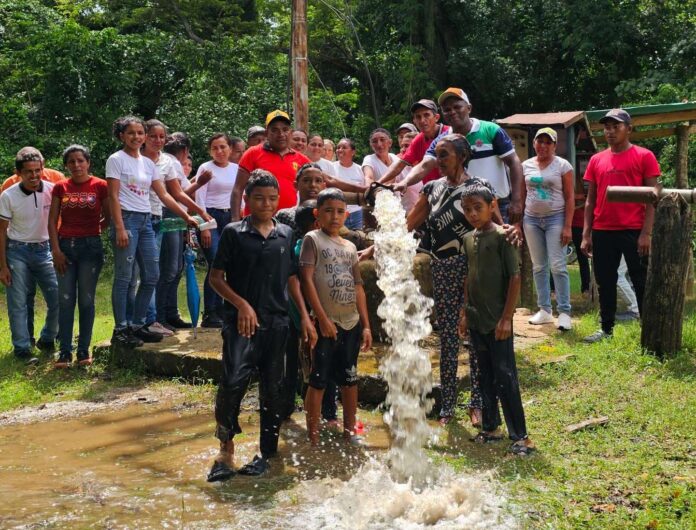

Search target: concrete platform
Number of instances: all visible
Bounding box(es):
[94,308,553,413]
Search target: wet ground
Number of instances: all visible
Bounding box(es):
[0,401,513,529]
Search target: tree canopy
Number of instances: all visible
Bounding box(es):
[1,0,694,179]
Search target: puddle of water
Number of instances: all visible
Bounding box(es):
[0,403,514,529]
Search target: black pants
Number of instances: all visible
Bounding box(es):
[214,323,289,458]
[470,330,527,441]
[592,230,647,334]
[281,324,300,419]
[571,226,591,293]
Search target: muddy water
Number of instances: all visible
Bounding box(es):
[0,403,387,529]
[0,402,514,529]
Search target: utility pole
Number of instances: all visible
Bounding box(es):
[291,0,309,132]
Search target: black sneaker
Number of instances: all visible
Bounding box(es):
[14,349,39,365]
[111,328,144,349]
[76,350,92,366]
[35,338,56,355]
[160,321,177,332]
[201,315,223,328]
[54,351,72,369]
[167,316,192,329]
[132,326,164,343]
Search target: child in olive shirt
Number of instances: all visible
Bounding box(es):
[458,182,534,456]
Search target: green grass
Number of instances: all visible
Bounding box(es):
[437,295,696,529]
[0,265,694,528]
[0,269,214,412]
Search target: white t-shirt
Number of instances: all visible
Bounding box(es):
[0,181,54,242]
[522,155,574,217]
[315,157,335,177]
[105,150,161,213]
[194,160,238,210]
[148,152,179,216]
[332,161,364,213]
[362,152,422,212]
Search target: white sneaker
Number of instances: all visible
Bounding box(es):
[557,313,572,331]
[528,309,554,325]
[146,322,174,337]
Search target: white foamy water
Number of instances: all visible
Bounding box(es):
[372,190,436,484]
[283,459,516,529]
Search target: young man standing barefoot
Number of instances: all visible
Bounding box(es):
[206,170,316,482]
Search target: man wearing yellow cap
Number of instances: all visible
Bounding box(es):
[395,88,525,223]
[231,111,311,219]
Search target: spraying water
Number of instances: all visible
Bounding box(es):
[372,190,436,484]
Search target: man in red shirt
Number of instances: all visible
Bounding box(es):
[580,109,660,343]
[232,111,367,220]
[232,111,311,219]
[378,99,450,187]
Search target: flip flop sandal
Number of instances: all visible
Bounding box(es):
[237,455,269,476]
[207,461,236,482]
[509,440,535,456]
[470,431,504,444]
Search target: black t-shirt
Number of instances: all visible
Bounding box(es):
[421,176,496,259]
[212,217,297,326]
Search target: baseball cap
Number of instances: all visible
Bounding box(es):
[265,110,292,128]
[437,87,470,106]
[534,127,558,143]
[246,125,265,139]
[598,108,631,124]
[409,99,438,115]
[396,122,418,134]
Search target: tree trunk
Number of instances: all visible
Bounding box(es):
[291,0,309,132]
[641,193,693,357]
[675,123,694,295]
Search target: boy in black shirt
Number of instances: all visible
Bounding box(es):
[207,170,316,481]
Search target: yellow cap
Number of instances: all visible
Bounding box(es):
[534,127,558,143]
[265,110,291,128]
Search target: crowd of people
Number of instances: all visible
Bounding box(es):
[0,87,660,478]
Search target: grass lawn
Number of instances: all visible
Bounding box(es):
[0,267,215,412]
[0,265,694,528]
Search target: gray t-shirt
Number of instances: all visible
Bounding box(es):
[522,156,573,217]
[299,229,363,330]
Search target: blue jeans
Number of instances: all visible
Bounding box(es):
[112,211,160,330]
[523,211,571,315]
[202,208,231,317]
[157,208,185,322]
[126,216,161,325]
[5,240,59,351]
[56,236,104,354]
[344,210,363,230]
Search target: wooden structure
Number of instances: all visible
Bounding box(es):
[607,186,694,356]
[496,112,598,308]
[290,0,309,132]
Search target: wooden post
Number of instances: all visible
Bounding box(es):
[291,0,309,132]
[641,193,693,357]
[675,122,694,295]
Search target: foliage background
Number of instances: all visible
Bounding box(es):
[1,0,695,179]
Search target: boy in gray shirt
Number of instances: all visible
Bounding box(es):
[299,188,372,445]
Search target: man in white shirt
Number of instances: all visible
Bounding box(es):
[0,152,59,363]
